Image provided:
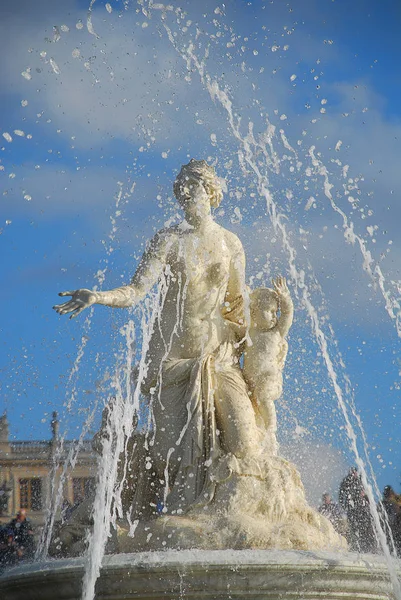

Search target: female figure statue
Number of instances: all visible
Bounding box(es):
[54,159,346,552]
[54,159,262,514]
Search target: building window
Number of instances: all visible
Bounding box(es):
[0,482,12,516]
[19,478,42,511]
[72,478,95,505]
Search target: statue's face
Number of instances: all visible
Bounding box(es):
[252,296,278,330]
[176,173,211,221]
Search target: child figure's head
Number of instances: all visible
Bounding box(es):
[249,287,279,331]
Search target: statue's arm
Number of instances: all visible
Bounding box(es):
[222,235,247,335]
[273,276,294,338]
[53,231,170,318]
[96,232,168,307]
[101,231,169,306]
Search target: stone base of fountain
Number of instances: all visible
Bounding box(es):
[0,550,399,600]
[118,456,347,553]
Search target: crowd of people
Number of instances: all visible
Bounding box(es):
[0,509,35,571]
[318,467,401,554]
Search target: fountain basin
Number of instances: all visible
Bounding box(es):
[0,549,398,600]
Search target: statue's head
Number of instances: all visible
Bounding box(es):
[249,287,279,330]
[173,159,223,209]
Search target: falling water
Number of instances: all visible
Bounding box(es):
[37,317,94,559]
[81,248,192,598]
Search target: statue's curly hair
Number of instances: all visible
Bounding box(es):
[249,287,279,317]
[173,159,223,208]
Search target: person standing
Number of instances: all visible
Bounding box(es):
[339,468,376,552]
[7,509,35,561]
[318,493,347,535]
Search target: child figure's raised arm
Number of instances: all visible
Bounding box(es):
[273,276,294,338]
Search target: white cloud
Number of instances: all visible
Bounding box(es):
[0,3,230,151]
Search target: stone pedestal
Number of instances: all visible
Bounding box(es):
[1,549,399,600]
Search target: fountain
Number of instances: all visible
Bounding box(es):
[1,157,398,599]
[1,1,401,599]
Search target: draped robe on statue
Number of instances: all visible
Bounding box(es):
[132,295,264,516]
[153,341,252,513]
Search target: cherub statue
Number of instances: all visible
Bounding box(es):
[243,276,294,453]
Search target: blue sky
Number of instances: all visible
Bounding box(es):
[1,0,401,505]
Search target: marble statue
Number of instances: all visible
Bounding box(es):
[53,159,346,553]
[243,276,293,455]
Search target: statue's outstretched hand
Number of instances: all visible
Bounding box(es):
[53,289,97,319]
[272,276,289,296]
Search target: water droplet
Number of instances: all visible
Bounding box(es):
[2,132,12,143]
[21,68,32,80]
[305,197,315,211]
[72,48,81,58]
[14,130,25,137]
[50,58,60,75]
[53,26,61,42]
[105,3,112,12]
[21,100,28,107]
[76,20,84,30]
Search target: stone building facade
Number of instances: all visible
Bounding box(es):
[0,413,97,530]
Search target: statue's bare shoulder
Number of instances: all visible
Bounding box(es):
[149,225,179,244]
[221,227,245,257]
